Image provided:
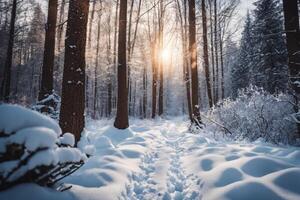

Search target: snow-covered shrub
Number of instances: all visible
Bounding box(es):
[0,104,87,191]
[205,86,298,144]
[32,92,61,120]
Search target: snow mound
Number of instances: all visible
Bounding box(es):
[214,168,243,187]
[102,126,134,146]
[0,104,86,190]
[182,131,300,200]
[59,133,75,147]
[273,168,300,195]
[241,157,292,177]
[0,104,61,136]
[224,182,283,200]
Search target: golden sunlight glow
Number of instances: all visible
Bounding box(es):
[160,48,171,64]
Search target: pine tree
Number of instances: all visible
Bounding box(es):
[59,0,90,143]
[282,0,300,136]
[202,0,213,108]
[39,0,58,101]
[251,0,288,93]
[114,0,129,129]
[188,0,202,126]
[231,12,253,97]
[1,0,17,102]
[282,0,300,95]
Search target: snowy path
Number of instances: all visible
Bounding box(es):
[123,125,202,200]
[1,119,300,200]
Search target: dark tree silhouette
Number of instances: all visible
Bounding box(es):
[1,0,17,102]
[39,0,58,101]
[188,0,202,125]
[59,0,90,143]
[114,0,129,129]
[202,0,213,108]
[282,0,300,95]
[282,0,300,136]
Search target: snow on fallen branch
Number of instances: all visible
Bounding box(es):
[0,104,87,191]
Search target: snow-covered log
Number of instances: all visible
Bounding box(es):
[0,104,87,191]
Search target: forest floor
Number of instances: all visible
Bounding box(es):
[1,118,300,200]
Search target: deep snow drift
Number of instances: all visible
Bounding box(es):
[1,117,300,200]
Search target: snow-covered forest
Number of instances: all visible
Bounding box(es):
[0,0,300,199]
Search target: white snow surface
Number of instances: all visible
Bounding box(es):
[60,133,76,147]
[0,104,61,136]
[1,118,300,200]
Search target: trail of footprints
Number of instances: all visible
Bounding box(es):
[123,151,160,200]
[163,140,202,200]
[123,134,203,200]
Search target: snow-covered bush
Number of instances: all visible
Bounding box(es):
[205,86,299,144]
[0,104,87,191]
[32,92,61,120]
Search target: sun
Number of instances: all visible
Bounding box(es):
[161,48,171,63]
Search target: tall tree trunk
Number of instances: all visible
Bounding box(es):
[39,0,58,101]
[184,0,193,121]
[143,63,147,118]
[106,3,113,117]
[151,40,158,118]
[158,0,164,116]
[113,0,119,110]
[213,0,219,104]
[114,0,129,129]
[1,0,17,102]
[59,0,89,143]
[283,0,300,95]
[176,0,192,120]
[219,25,225,99]
[93,13,102,119]
[202,0,213,108]
[282,0,300,136]
[188,0,202,125]
[127,0,134,116]
[209,0,215,104]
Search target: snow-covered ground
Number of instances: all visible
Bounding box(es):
[1,118,300,200]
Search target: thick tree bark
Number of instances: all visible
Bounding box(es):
[59,0,89,143]
[283,0,300,95]
[188,0,202,124]
[1,0,17,102]
[282,0,300,136]
[39,0,58,101]
[202,0,213,108]
[127,0,134,116]
[114,0,129,129]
